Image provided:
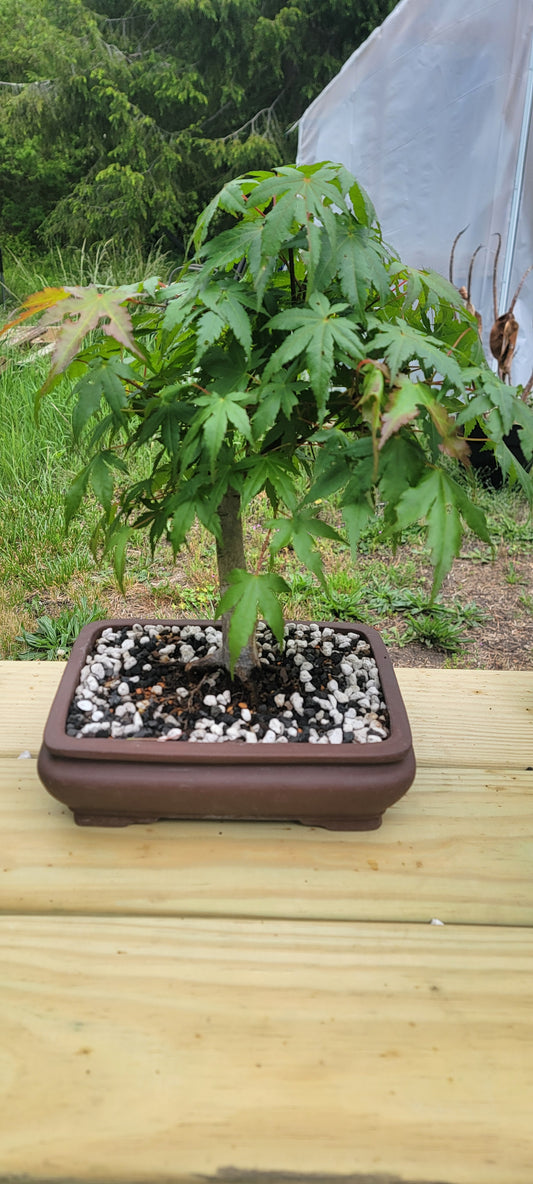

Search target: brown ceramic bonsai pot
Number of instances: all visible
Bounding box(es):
[37,619,415,830]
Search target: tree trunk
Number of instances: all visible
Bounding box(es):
[216,487,258,680]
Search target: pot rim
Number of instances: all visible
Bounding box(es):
[42,618,413,766]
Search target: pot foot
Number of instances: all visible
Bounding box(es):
[73,812,156,827]
[299,814,383,831]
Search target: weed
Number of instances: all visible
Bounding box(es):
[381,596,486,653]
[519,593,533,615]
[168,585,217,617]
[16,597,103,659]
[505,560,526,585]
[442,652,480,669]
[459,546,492,563]
[402,612,467,653]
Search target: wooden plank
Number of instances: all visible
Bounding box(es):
[0,661,65,757]
[1,760,531,925]
[396,668,533,769]
[1,916,532,1184]
[0,662,531,768]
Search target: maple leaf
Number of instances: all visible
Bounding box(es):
[380,374,470,464]
[359,362,385,476]
[394,469,490,596]
[0,287,71,338]
[46,287,144,382]
[265,293,364,419]
[380,376,427,446]
[201,280,253,356]
[4,285,145,392]
[368,316,464,387]
[215,569,290,674]
[270,512,344,589]
[335,222,389,311]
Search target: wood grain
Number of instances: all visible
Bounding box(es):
[1,759,531,925]
[1,916,532,1184]
[1,661,532,1184]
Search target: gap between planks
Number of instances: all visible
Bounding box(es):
[1,763,532,926]
[2,761,532,925]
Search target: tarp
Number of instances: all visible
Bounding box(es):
[297,0,533,386]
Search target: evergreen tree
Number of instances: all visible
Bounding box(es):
[0,0,398,252]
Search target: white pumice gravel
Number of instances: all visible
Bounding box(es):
[66,622,390,745]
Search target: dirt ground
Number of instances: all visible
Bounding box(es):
[384,548,533,669]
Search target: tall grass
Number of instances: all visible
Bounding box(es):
[1,238,173,306]
[0,234,173,630]
[0,357,97,581]
[0,344,164,654]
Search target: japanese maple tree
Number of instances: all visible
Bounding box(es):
[4,162,533,677]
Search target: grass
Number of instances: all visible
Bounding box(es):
[1,239,172,305]
[1,265,532,661]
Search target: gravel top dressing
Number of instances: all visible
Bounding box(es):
[67,621,391,745]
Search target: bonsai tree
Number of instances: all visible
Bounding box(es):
[4,162,533,677]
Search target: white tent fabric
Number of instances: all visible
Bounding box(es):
[297,0,533,386]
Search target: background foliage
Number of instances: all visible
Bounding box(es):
[0,0,398,256]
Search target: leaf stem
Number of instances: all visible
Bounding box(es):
[288,249,297,305]
[254,528,272,575]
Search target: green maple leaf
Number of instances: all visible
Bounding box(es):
[458,377,528,438]
[342,501,374,554]
[266,293,364,419]
[65,465,92,530]
[392,265,464,315]
[201,281,253,356]
[215,570,290,674]
[335,222,389,311]
[191,390,253,470]
[249,163,349,215]
[304,432,372,505]
[250,380,300,440]
[71,359,131,440]
[190,165,368,293]
[270,513,344,589]
[169,500,197,556]
[239,454,298,510]
[194,310,226,362]
[89,450,128,514]
[191,177,250,250]
[106,523,133,592]
[369,317,464,386]
[198,220,268,289]
[259,191,301,258]
[417,268,465,310]
[378,435,427,509]
[394,469,490,595]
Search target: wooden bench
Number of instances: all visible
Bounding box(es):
[1,661,532,1183]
